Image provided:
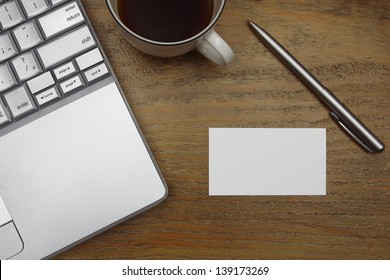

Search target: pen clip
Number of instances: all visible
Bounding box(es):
[330,112,374,153]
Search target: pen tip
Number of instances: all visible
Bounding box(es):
[247,20,261,31]
[247,20,257,31]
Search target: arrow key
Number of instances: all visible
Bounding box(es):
[53,61,77,80]
[83,63,109,83]
[60,75,84,95]
[35,87,61,107]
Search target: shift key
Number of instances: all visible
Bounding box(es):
[37,25,96,69]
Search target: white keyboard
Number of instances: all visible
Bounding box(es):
[0,0,110,128]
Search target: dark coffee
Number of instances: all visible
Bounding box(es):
[118,0,214,43]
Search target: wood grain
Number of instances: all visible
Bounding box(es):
[55,0,390,259]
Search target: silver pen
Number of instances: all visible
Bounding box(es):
[248,20,385,153]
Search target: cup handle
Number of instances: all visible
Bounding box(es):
[197,30,234,65]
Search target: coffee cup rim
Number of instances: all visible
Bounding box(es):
[106,0,226,46]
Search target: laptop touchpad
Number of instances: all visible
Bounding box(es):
[0,196,24,259]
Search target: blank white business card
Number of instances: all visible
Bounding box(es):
[209,128,326,196]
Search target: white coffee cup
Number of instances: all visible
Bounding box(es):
[106,0,234,65]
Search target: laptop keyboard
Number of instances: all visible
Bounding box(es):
[0,0,110,129]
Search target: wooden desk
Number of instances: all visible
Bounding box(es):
[56,0,390,259]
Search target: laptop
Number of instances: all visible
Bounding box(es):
[0,0,167,259]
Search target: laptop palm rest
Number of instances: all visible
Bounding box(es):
[0,80,167,259]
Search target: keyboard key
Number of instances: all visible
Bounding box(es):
[3,86,36,119]
[12,21,43,51]
[0,98,12,127]
[35,86,61,106]
[20,0,49,18]
[50,0,68,6]
[37,25,96,69]
[27,71,55,94]
[0,32,18,63]
[60,75,83,94]
[53,61,77,80]
[0,62,17,93]
[38,1,85,40]
[76,48,103,70]
[11,51,42,81]
[0,1,25,30]
[84,63,109,83]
